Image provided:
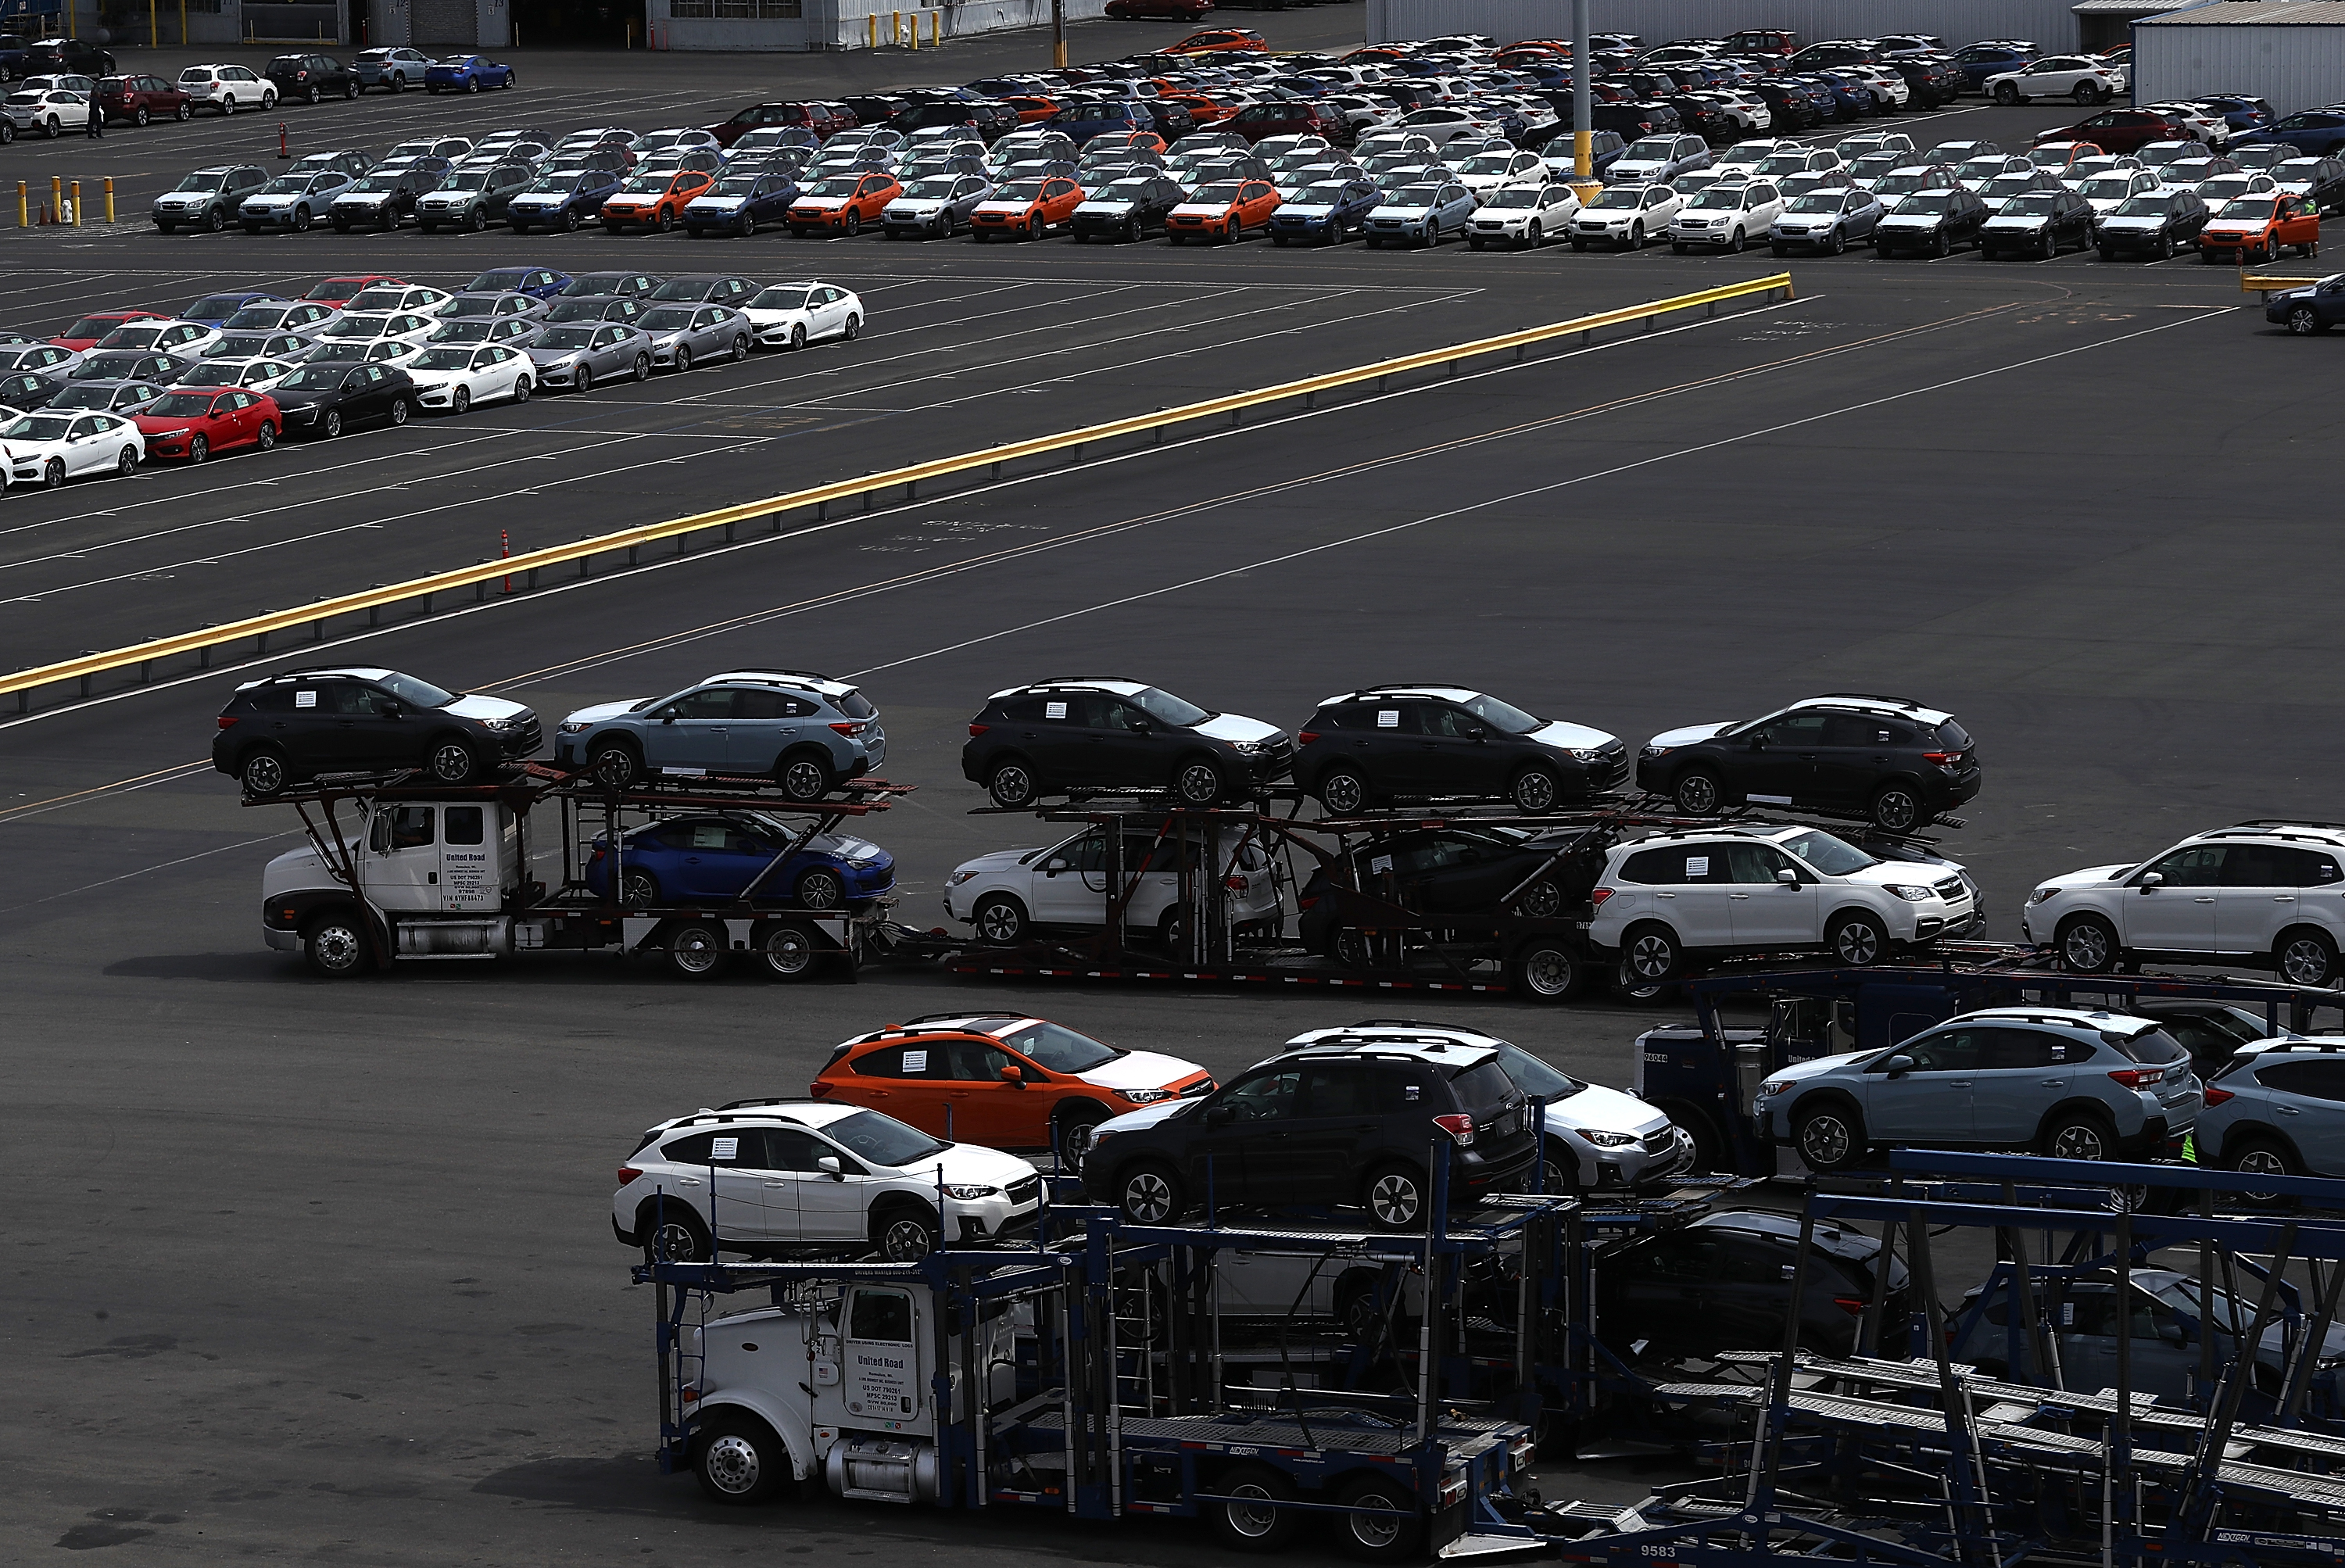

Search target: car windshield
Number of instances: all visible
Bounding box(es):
[411,349,476,371]
[385,140,435,159]
[2003,193,2060,215]
[823,1108,949,1165]
[1956,159,2009,181]
[1484,187,1545,207]
[747,287,809,310]
[1849,152,1903,177]
[1985,176,2039,199]
[375,671,456,707]
[1101,178,1158,199]
[538,326,599,349]
[1001,1020,1121,1073]
[145,392,216,417]
[616,176,666,195]
[256,177,306,196]
[714,176,765,195]
[1452,693,1541,734]
[997,180,1047,199]
[1460,152,1520,173]
[274,366,344,390]
[1785,192,1845,212]
[808,177,863,195]
[106,326,170,347]
[185,295,256,320]
[1192,181,1246,202]
[440,172,488,192]
[2218,196,2279,219]
[525,174,582,194]
[2276,160,2327,182]
[1494,1041,1586,1099]
[2,413,75,439]
[1623,138,1677,160]
[1129,687,1211,725]
[51,384,132,406]
[2078,176,2137,199]
[639,307,698,331]
[2197,177,2257,202]
[443,296,505,317]
[171,172,226,192]
[1897,192,1957,214]
[306,345,367,364]
[1876,171,1939,194]
[180,365,242,386]
[2233,144,2290,168]
[2111,194,2175,217]
[1778,830,1878,875]
[321,317,386,338]
[1588,187,1644,209]
[432,322,494,342]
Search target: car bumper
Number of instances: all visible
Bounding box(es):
[948,1190,1042,1244]
[1564,1126,1699,1190]
[242,210,303,228]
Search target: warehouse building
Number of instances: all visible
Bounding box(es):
[1368,0,2105,51]
[2132,0,2345,111]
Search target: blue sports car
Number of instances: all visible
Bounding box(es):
[425,55,517,95]
[586,812,895,910]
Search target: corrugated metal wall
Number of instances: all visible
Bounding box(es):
[1365,0,2087,51]
[2134,21,2345,112]
[412,0,472,44]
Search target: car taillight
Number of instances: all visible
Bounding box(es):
[830,721,866,737]
[1831,1297,1867,1316]
[968,722,990,737]
[1298,731,1320,746]
[217,714,240,729]
[1225,874,1248,893]
[2107,1067,2165,1089]
[2201,1084,2233,1106]
[616,1165,643,1187]
[1591,887,1615,905]
[1923,750,1960,765]
[810,1081,832,1097]
[1433,1113,1475,1146]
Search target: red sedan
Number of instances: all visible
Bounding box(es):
[52,310,166,352]
[133,388,282,463]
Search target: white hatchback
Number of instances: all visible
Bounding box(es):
[613,1100,1042,1262]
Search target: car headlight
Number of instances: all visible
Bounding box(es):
[156,428,190,440]
[1117,1088,1173,1104]
[1641,745,1673,759]
[482,716,525,732]
[1574,1129,1638,1147]
[2028,887,2059,904]
[1228,739,1266,754]
[1885,884,1933,901]
[1760,1079,1795,1097]
[1568,748,1606,762]
[557,720,590,734]
[947,868,979,886]
[942,1183,1000,1200]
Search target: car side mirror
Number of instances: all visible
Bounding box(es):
[817,1155,844,1180]
[1466,725,1489,740]
[2158,1320,2186,1345]
[2140,872,2164,890]
[1130,721,1151,736]
[1777,868,1799,886]
[1883,1054,1917,1077]
[1046,857,1068,875]
[661,714,676,725]
[1204,1104,1237,1126]
[1002,1064,1027,1086]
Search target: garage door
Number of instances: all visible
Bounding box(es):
[414,0,474,45]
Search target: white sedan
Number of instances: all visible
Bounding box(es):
[1466,182,1581,249]
[2,410,143,489]
[345,284,456,318]
[102,319,224,359]
[740,280,864,351]
[312,312,442,353]
[1671,180,1785,252]
[178,357,302,393]
[405,343,533,413]
[2,88,93,138]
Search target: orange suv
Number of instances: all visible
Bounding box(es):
[1169,27,1266,54]
[600,170,715,234]
[813,1015,1212,1158]
[789,171,901,236]
[971,176,1086,240]
[1167,177,1280,243]
[2199,192,2320,263]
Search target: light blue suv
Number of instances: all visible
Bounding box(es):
[2198,1040,2345,1191]
[1752,1006,2203,1174]
[555,669,884,800]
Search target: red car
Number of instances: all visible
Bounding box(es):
[95,73,192,125]
[303,274,405,306]
[1104,0,1213,17]
[133,388,282,463]
[2036,106,2203,155]
[1228,99,1352,145]
[52,309,165,352]
[707,99,853,146]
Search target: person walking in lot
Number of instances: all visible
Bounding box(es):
[85,97,104,138]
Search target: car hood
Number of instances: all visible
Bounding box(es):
[1075,1050,1207,1091]
[1091,1097,1200,1137]
[2101,214,2167,228]
[953,847,1042,878]
[564,700,647,730]
[2037,862,2135,891]
[1529,718,1615,750]
[1879,209,1945,224]
[245,194,303,206]
[442,693,531,722]
[1647,721,1736,747]
[1076,199,1136,210]
[689,195,750,207]
[793,195,851,206]
[1192,711,1283,745]
[1554,1081,1670,1137]
[915,1142,1040,1187]
[1767,1047,1876,1087]
[891,198,951,210]
[1279,202,1337,215]
[1375,202,1437,215]
[1985,213,2051,226]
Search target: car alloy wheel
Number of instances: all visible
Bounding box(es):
[1628,220,1643,249]
[1515,879,1563,919]
[2059,916,2118,973]
[2046,1118,2109,1162]
[1511,766,1560,813]
[634,355,651,381]
[645,1214,707,1262]
[788,324,807,351]
[1673,769,1722,815]
[323,410,343,438]
[431,743,480,784]
[1121,1166,1179,1224]
[2279,930,2339,985]
[2230,1141,2293,1205]
[843,314,861,341]
[240,749,288,796]
[797,870,844,910]
[449,387,470,414]
[674,347,693,374]
[467,77,482,93]
[1525,220,1541,249]
[620,869,660,908]
[1795,1107,1859,1171]
[307,85,322,103]
[1871,785,1921,832]
[986,760,1036,807]
[843,210,860,236]
[391,399,410,426]
[1317,767,1366,815]
[187,435,209,464]
[571,366,593,395]
[1830,913,1886,965]
[1366,1166,1424,1229]
[1626,927,1679,982]
[1174,759,1224,805]
[879,1214,936,1262]
[134,107,148,126]
[116,446,138,474]
[176,102,191,120]
[2291,306,2325,335]
[256,422,275,451]
[973,894,1028,945]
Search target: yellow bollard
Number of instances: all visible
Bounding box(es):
[51,176,63,224]
[16,182,27,230]
[908,9,917,48]
[70,181,82,226]
[892,10,900,44]
[931,8,940,45]
[104,177,115,224]
[867,12,876,46]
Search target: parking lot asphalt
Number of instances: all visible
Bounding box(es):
[5,45,2341,1568]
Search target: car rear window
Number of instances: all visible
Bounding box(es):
[2109,1026,2187,1066]
[1448,1060,1517,1118]
[838,689,876,720]
[1932,719,1973,750]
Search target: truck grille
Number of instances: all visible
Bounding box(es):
[1005,1176,1043,1208]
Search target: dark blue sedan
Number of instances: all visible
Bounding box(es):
[1268,176,1380,245]
[505,171,623,234]
[424,54,517,94]
[586,813,895,910]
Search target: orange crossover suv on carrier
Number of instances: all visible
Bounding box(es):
[789,171,901,236]
[600,170,715,234]
[814,1014,1213,1158]
[970,176,1086,239]
[1167,177,1280,242]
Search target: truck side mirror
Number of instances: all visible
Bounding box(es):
[818,1155,843,1180]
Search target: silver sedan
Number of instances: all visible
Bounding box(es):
[524,322,653,392]
[635,303,750,373]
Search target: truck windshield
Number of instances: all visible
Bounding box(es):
[824,1109,949,1165]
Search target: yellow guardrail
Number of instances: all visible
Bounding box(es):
[5,273,1792,713]
[2242,273,2322,299]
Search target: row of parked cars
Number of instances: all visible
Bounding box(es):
[0,267,867,488]
[0,45,514,138]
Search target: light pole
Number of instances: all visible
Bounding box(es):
[1052,0,1065,68]
[1571,0,1596,195]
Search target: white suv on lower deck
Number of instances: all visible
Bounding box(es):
[942,820,1282,947]
[2023,821,2345,986]
[1588,824,1982,983]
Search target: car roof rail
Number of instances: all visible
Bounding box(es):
[898,1010,1018,1027]
[714,1097,818,1111]
[2231,818,2345,833]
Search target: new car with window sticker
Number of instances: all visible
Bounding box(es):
[1573,182,1682,249]
[585,813,892,911]
[404,344,533,413]
[131,388,279,462]
[888,174,997,238]
[639,305,750,372]
[557,670,883,797]
[1638,694,1979,830]
[267,362,419,439]
[331,167,443,231]
[524,322,653,392]
[1,409,144,487]
[599,169,715,233]
[1752,1006,2200,1175]
[740,281,863,350]
[962,679,1291,807]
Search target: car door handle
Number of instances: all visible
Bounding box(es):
[1729,893,1750,900]
[2275,895,2297,902]
[2279,1105,2301,1115]
[1656,891,1676,898]
[2193,896,2215,903]
[947,1090,972,1098]
[675,1176,704,1187]
[1949,1081,1971,1089]
[762,1180,790,1188]
[2041,1078,2067,1087]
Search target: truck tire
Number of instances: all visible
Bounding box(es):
[239,746,290,797]
[1509,940,1584,1001]
[667,922,727,978]
[758,920,818,979]
[872,1201,941,1261]
[303,914,370,976]
[1331,1471,1425,1563]
[1207,1463,1301,1551]
[693,1412,790,1504]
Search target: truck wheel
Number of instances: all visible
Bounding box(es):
[428,739,482,785]
[587,741,640,789]
[1207,1463,1301,1551]
[872,1201,941,1261]
[1510,940,1583,1001]
[1331,1472,1424,1563]
[776,750,832,801]
[795,869,844,910]
[1118,1161,1184,1223]
[667,922,727,978]
[972,893,1029,945]
[693,1413,789,1505]
[1793,1101,1867,1173]
[1363,1162,1427,1230]
[303,915,369,976]
[238,746,290,797]
[760,921,818,979]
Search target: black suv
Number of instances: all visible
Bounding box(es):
[211,666,541,795]
[1884,51,1966,109]
[1634,694,1981,832]
[961,680,1293,807]
[1294,685,1628,814]
[892,98,1019,142]
[1299,825,1606,958]
[1082,1039,1536,1229]
[267,52,360,103]
[1596,1210,1914,1359]
[22,37,113,77]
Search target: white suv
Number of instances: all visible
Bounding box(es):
[613,1100,1042,1263]
[943,821,1282,948]
[1589,825,1982,982]
[2023,822,2345,986]
[178,63,276,113]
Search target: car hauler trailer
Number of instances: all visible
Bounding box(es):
[248,762,908,977]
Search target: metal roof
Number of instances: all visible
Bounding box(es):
[2071,0,2204,13]
[2136,0,2345,21]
